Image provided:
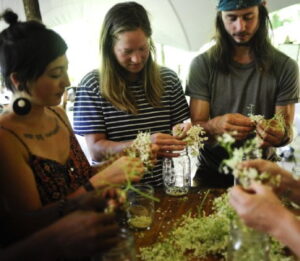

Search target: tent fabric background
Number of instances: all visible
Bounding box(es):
[0,0,299,51]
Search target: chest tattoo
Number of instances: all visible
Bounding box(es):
[23,118,60,140]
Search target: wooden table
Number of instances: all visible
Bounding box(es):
[134,187,226,260]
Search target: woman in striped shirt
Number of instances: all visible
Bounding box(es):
[73,2,190,186]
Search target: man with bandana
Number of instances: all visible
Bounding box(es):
[186,0,300,188]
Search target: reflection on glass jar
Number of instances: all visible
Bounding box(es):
[126,184,154,231]
[100,228,137,261]
[292,162,300,178]
[227,218,270,261]
[162,148,191,196]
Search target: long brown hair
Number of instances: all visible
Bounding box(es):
[209,5,275,74]
[99,2,163,114]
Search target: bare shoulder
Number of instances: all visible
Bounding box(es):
[0,113,18,140]
[0,119,29,161]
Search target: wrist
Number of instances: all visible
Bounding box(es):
[274,125,292,147]
[29,225,60,259]
[269,206,293,239]
[271,208,300,253]
[89,173,108,188]
[83,180,95,192]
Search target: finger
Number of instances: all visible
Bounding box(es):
[259,140,272,148]
[97,237,120,252]
[229,186,245,205]
[257,124,284,139]
[95,224,120,238]
[77,192,108,211]
[98,213,117,225]
[158,151,181,158]
[154,138,187,146]
[151,133,173,142]
[240,159,264,169]
[248,181,272,194]
[160,145,186,152]
[256,127,279,146]
[234,125,256,133]
[229,185,255,204]
[228,116,255,127]
[233,132,249,141]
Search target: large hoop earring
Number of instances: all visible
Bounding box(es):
[12,84,31,115]
[12,97,31,115]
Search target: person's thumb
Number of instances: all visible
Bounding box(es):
[248,181,271,195]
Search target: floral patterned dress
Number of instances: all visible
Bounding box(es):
[0,108,93,205]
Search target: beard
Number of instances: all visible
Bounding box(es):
[234,41,252,47]
[229,33,253,47]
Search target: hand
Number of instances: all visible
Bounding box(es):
[229,183,287,235]
[149,143,159,165]
[69,190,121,213]
[54,211,120,258]
[210,113,255,140]
[256,119,286,148]
[151,133,186,158]
[172,122,192,139]
[92,156,145,187]
[240,159,295,194]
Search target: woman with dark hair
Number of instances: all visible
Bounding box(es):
[73,2,191,187]
[186,0,299,188]
[0,9,145,245]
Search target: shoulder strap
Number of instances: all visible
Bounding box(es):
[47,107,71,132]
[0,125,31,154]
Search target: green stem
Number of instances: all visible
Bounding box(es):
[198,189,210,216]
[127,184,160,202]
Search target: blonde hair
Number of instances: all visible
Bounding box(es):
[99,2,163,114]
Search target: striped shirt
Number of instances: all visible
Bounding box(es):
[73,66,190,186]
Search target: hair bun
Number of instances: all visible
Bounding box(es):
[2,9,18,26]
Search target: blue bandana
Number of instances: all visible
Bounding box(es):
[217,0,262,11]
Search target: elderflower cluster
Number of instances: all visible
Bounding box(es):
[126,132,153,170]
[233,167,281,188]
[173,124,208,156]
[139,192,292,261]
[218,133,282,187]
[249,111,286,133]
[249,114,264,124]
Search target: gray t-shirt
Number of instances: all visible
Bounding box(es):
[186,49,299,181]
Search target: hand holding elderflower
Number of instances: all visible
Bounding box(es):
[91,156,145,188]
[249,111,289,148]
[172,123,208,156]
[240,159,300,204]
[99,132,160,215]
[217,133,281,188]
[125,132,157,170]
[229,182,294,238]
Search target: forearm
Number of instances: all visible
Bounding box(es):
[3,203,64,243]
[279,171,300,205]
[192,118,219,141]
[270,208,300,258]
[90,139,132,162]
[0,225,60,261]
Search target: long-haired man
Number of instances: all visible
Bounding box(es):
[186,0,299,188]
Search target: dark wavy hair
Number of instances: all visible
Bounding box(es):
[208,4,275,74]
[0,9,67,93]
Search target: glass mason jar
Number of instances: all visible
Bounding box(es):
[126,184,155,231]
[227,218,270,261]
[162,148,191,196]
